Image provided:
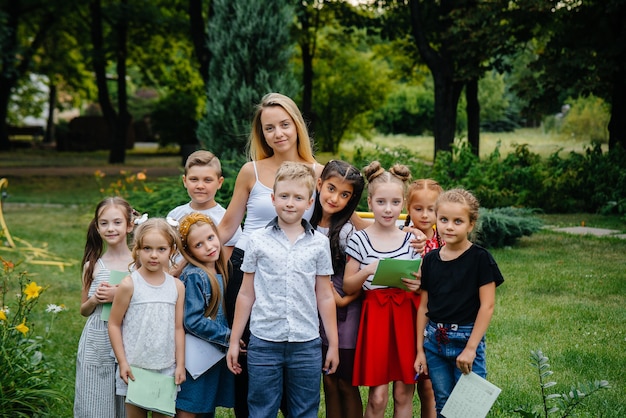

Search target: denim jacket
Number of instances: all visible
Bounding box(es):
[179,264,231,348]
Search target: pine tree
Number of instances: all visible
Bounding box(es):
[197,0,297,158]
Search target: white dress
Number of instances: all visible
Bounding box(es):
[74,259,126,418]
[115,270,178,395]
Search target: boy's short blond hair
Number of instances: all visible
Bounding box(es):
[184,150,222,176]
[273,162,316,198]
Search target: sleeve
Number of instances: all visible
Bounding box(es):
[240,232,259,273]
[477,248,504,288]
[180,268,231,347]
[344,231,364,263]
[316,235,334,276]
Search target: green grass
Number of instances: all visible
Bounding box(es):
[1,202,624,417]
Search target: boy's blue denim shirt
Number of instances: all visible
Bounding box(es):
[179,263,231,348]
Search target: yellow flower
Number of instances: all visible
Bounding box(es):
[15,320,29,335]
[0,310,6,321]
[24,282,43,300]
[137,172,147,181]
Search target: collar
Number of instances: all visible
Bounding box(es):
[266,217,315,234]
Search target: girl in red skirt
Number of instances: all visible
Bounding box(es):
[344,161,421,418]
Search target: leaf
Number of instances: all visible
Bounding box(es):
[545,394,562,400]
[542,381,557,389]
[540,370,553,378]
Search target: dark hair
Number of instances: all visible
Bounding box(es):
[310,160,365,273]
[81,197,136,290]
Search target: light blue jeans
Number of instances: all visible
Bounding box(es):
[247,334,322,418]
[423,321,487,417]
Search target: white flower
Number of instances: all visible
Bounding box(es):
[1,306,9,315]
[46,304,64,314]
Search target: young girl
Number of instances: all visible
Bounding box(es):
[108,218,186,418]
[176,213,234,417]
[74,197,135,418]
[414,189,504,417]
[403,179,444,418]
[343,161,421,418]
[309,160,365,418]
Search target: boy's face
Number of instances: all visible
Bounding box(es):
[271,179,313,226]
[183,165,224,210]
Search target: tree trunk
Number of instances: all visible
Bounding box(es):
[109,0,129,164]
[189,0,211,85]
[44,82,57,144]
[0,84,12,151]
[466,78,480,156]
[431,71,463,160]
[608,66,625,152]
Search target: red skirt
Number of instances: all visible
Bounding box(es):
[353,288,420,386]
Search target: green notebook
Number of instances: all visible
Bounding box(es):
[100,270,128,321]
[126,366,176,416]
[371,258,421,291]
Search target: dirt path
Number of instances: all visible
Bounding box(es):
[0,166,181,177]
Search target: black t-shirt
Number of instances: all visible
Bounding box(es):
[421,244,504,324]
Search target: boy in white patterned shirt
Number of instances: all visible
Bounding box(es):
[226,161,339,418]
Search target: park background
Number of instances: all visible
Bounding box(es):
[1,0,626,417]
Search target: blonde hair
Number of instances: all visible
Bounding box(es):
[131,218,181,268]
[273,161,316,198]
[436,188,480,225]
[184,150,222,176]
[178,213,228,319]
[363,161,412,198]
[248,93,315,162]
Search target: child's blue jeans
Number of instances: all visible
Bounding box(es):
[247,334,322,418]
[423,321,487,416]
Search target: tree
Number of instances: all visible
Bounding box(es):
[197,0,297,157]
[0,1,60,150]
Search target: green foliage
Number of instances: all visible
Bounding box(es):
[372,83,434,136]
[312,26,391,153]
[475,207,543,248]
[197,0,297,158]
[0,259,66,416]
[513,349,610,417]
[151,92,201,146]
[478,71,521,133]
[560,95,610,143]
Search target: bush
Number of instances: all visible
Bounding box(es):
[475,207,543,248]
[372,85,434,136]
[560,95,610,143]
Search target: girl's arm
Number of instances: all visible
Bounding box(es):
[174,279,186,385]
[342,255,378,295]
[350,212,371,231]
[217,162,254,244]
[108,276,134,384]
[316,275,339,374]
[182,272,231,346]
[226,272,256,375]
[414,289,429,377]
[456,282,496,374]
[332,284,361,308]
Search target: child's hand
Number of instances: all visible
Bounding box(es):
[119,362,134,384]
[175,364,186,385]
[226,344,242,375]
[323,346,339,375]
[95,282,115,303]
[408,227,427,255]
[402,277,421,293]
[414,353,428,379]
[366,260,379,275]
[456,347,477,374]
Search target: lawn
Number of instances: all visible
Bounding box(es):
[1,130,624,416]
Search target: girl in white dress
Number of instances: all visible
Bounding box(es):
[108,218,186,418]
[74,197,135,418]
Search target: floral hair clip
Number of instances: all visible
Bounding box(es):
[134,213,148,225]
[178,213,213,248]
[166,217,179,228]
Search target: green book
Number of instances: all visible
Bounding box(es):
[371,258,421,291]
[126,366,177,416]
[100,270,128,321]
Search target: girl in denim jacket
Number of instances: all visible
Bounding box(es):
[176,213,234,417]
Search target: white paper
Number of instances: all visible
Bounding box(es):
[184,333,225,379]
[441,372,501,418]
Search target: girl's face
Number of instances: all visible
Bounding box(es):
[408,189,440,235]
[137,231,173,273]
[436,201,475,247]
[368,182,404,228]
[317,176,355,217]
[97,205,133,246]
[261,106,298,154]
[186,222,221,268]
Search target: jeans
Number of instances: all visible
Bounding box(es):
[247,334,321,418]
[423,321,486,416]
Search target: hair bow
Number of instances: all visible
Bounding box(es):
[134,213,148,225]
[166,217,179,228]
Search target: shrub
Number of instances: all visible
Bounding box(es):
[0,258,66,416]
[560,95,610,143]
[475,207,543,249]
